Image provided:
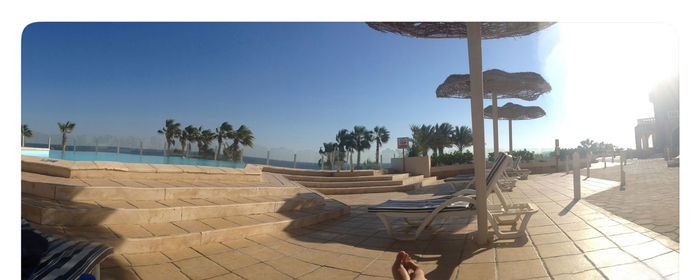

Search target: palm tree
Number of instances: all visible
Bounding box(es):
[350,126,373,169]
[184,125,200,157]
[373,126,390,165]
[319,142,337,169]
[199,129,216,155]
[336,129,353,169]
[578,139,594,157]
[157,119,181,156]
[22,124,34,147]
[230,125,254,162]
[435,122,454,155]
[178,129,189,157]
[410,124,433,157]
[451,126,473,152]
[214,122,234,161]
[57,121,76,152]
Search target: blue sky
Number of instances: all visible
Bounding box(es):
[21,22,676,162]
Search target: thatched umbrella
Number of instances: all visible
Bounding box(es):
[484,102,546,153]
[436,69,551,155]
[367,22,554,245]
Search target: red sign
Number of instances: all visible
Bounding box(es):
[397,137,410,149]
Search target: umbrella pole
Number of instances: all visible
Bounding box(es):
[492,93,499,156]
[467,22,488,245]
[509,119,513,153]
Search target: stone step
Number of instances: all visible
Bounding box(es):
[311,182,420,195]
[262,166,381,177]
[296,179,403,188]
[297,175,424,189]
[22,192,326,226]
[27,199,350,254]
[21,172,304,201]
[284,173,408,182]
[21,155,262,182]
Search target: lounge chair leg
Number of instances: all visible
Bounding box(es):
[403,218,422,227]
[377,214,395,238]
[92,263,101,280]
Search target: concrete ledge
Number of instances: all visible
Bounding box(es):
[21,155,261,182]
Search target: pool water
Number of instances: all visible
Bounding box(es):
[21,150,246,168]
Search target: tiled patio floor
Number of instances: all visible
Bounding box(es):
[585,158,679,242]
[101,170,679,279]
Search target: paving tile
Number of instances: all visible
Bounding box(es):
[233,262,292,279]
[543,254,594,275]
[585,248,637,268]
[622,240,672,260]
[552,269,605,280]
[109,224,153,238]
[355,275,392,280]
[608,232,654,247]
[527,225,561,235]
[456,263,496,280]
[360,259,393,278]
[530,232,571,245]
[122,252,170,266]
[564,228,603,241]
[325,253,375,272]
[222,238,258,249]
[298,267,358,280]
[291,248,342,265]
[192,242,232,255]
[496,246,539,262]
[536,241,582,258]
[238,244,283,262]
[173,256,229,279]
[209,250,260,271]
[172,220,213,233]
[141,223,188,237]
[643,251,679,276]
[206,273,244,280]
[266,256,320,278]
[132,263,189,280]
[497,259,548,280]
[600,262,663,280]
[574,236,616,252]
[161,247,202,261]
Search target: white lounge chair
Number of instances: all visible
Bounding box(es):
[368,153,539,240]
[505,156,531,180]
[443,158,517,192]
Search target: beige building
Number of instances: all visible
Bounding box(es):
[635,73,679,157]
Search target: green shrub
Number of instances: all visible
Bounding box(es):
[431,150,474,166]
[511,149,535,162]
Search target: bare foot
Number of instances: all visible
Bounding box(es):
[392,251,427,280]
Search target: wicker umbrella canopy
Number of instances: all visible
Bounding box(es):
[436,69,552,101]
[484,102,546,120]
[367,22,554,245]
[485,102,546,153]
[367,22,554,40]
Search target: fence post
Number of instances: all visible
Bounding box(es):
[293,154,297,168]
[380,155,383,171]
[117,140,120,155]
[266,151,270,165]
[565,156,570,174]
[603,155,606,168]
[586,152,590,178]
[573,152,581,200]
[620,153,626,188]
[140,141,144,157]
[48,136,51,150]
[73,138,77,153]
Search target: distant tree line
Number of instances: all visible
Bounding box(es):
[158,119,254,162]
[318,126,390,170]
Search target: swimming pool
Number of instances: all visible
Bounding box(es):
[21,150,246,168]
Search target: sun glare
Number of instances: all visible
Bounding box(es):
[544,23,678,149]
